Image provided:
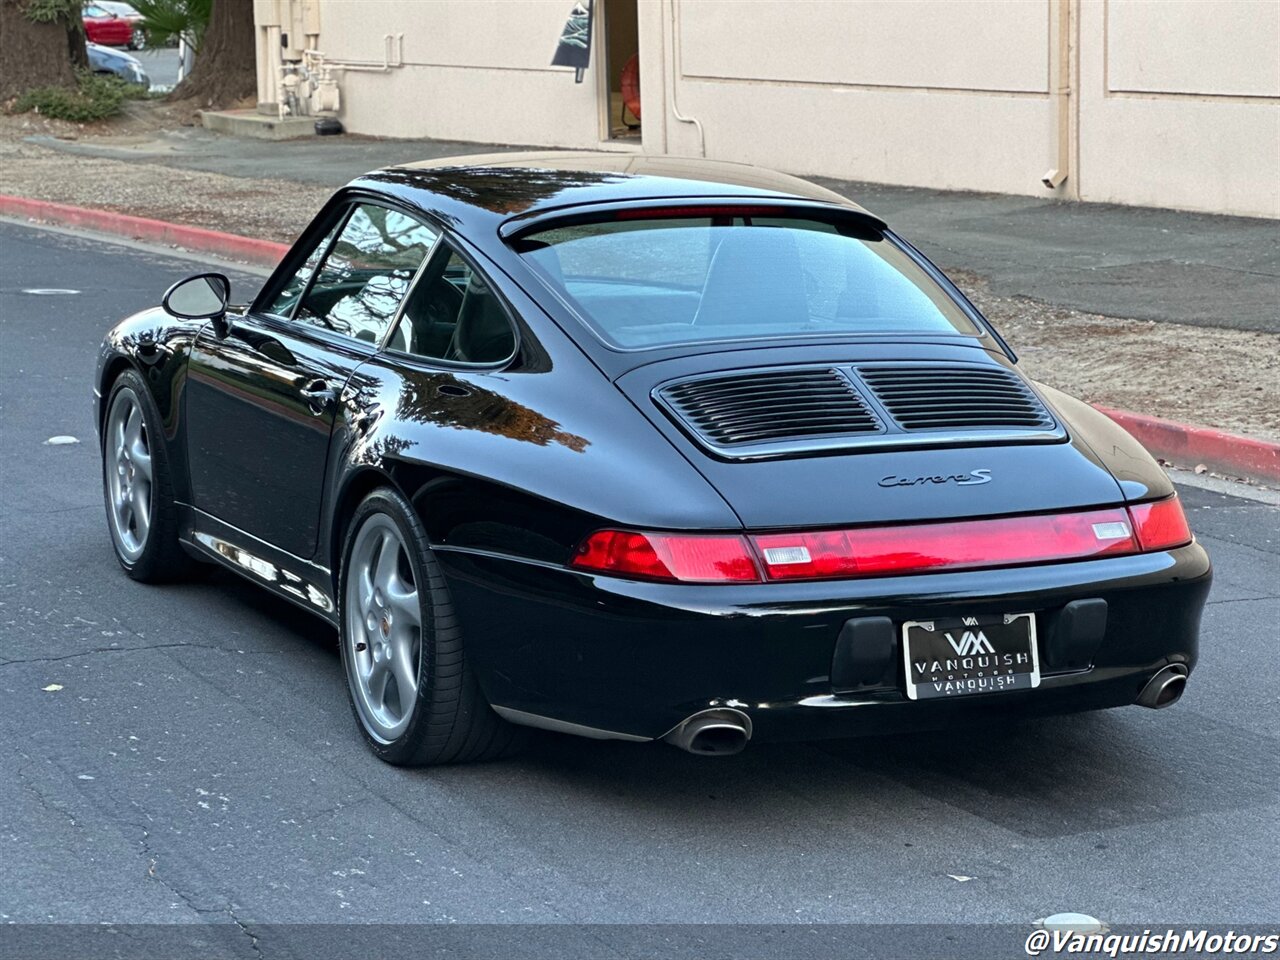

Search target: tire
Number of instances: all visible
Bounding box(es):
[130,28,146,51]
[338,488,526,765]
[101,368,197,583]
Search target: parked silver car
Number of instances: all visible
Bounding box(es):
[87,41,150,89]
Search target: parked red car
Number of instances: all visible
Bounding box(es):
[82,3,133,47]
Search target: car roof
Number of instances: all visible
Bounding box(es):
[349,152,881,237]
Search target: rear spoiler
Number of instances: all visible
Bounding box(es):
[500,197,888,243]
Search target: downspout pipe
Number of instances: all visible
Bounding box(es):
[1042,0,1071,189]
[668,0,705,157]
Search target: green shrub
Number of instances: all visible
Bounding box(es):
[12,72,139,123]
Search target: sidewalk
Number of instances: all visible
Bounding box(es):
[1,117,1276,447]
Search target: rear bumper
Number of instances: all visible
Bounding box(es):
[436,542,1211,742]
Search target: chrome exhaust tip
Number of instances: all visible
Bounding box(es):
[662,708,752,756]
[1136,664,1188,709]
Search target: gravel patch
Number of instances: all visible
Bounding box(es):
[952,271,1280,444]
[0,132,327,244]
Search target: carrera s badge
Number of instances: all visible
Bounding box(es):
[879,469,993,488]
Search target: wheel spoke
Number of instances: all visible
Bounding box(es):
[133,482,151,540]
[357,557,375,612]
[386,580,420,629]
[124,404,143,449]
[368,658,390,709]
[131,442,152,482]
[373,531,400,593]
[390,640,418,708]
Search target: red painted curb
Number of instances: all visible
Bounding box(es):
[0,194,289,268]
[5,195,1277,484]
[1096,406,1280,485]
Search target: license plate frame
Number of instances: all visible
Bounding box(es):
[902,612,1041,701]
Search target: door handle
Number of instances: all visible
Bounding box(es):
[300,379,337,415]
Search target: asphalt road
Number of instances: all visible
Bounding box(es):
[1,222,1277,958]
[136,46,182,91]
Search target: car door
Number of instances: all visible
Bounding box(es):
[184,200,440,560]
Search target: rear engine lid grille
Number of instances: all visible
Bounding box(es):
[654,362,1065,460]
[657,368,883,453]
[856,365,1056,432]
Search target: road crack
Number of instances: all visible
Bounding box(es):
[125,809,263,959]
[1206,595,1280,606]
[12,754,82,832]
[0,641,246,666]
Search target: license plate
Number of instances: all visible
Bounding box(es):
[902,613,1040,701]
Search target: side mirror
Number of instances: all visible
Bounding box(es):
[161,273,230,321]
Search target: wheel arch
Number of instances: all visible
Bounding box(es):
[328,465,406,578]
[328,456,596,579]
[97,355,137,441]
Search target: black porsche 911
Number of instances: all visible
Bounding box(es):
[95,153,1210,764]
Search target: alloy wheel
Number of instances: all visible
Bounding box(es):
[344,515,423,742]
[104,389,153,563]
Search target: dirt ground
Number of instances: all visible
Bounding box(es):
[952,271,1280,443]
[2,107,1277,443]
[0,107,330,243]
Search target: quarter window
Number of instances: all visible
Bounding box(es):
[266,220,341,320]
[388,245,516,365]
[294,204,438,344]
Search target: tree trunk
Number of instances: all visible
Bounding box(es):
[170,0,256,108]
[67,19,87,71]
[0,0,78,101]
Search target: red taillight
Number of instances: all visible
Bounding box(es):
[572,497,1191,584]
[571,530,760,583]
[752,508,1140,581]
[1128,496,1192,551]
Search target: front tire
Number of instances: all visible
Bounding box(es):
[338,488,525,765]
[101,369,194,582]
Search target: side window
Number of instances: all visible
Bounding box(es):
[266,219,342,319]
[294,204,438,343]
[389,246,516,364]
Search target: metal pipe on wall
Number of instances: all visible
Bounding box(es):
[1043,0,1072,190]
[668,0,705,157]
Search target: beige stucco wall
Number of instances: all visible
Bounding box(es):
[664,0,1060,196]
[286,0,602,146]
[256,0,1280,218]
[1076,0,1279,216]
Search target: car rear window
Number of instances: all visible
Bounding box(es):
[514,213,980,349]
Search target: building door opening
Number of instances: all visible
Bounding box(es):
[601,0,640,140]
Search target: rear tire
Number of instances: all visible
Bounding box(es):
[338,488,526,765]
[101,369,197,582]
